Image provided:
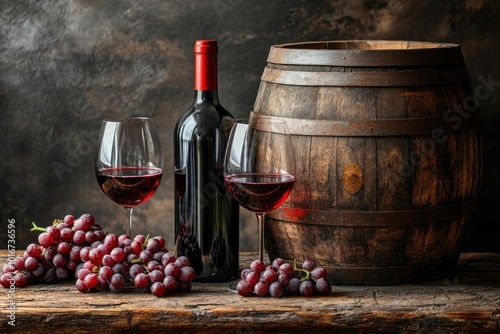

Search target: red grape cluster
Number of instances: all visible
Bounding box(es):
[76,233,196,297]
[236,258,332,297]
[0,213,197,298]
[1,214,106,288]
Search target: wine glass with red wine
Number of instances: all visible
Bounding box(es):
[95,117,163,237]
[224,118,296,264]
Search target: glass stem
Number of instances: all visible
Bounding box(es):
[125,207,133,237]
[257,213,265,262]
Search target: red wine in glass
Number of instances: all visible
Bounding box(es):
[95,117,163,236]
[223,118,295,292]
[224,118,296,266]
[96,167,163,207]
[224,173,295,214]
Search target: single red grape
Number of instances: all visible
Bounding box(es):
[99,266,114,281]
[161,252,176,266]
[151,282,166,297]
[311,266,327,279]
[84,273,99,289]
[254,281,270,297]
[269,281,284,298]
[38,232,55,248]
[237,280,253,297]
[261,269,277,283]
[110,247,125,263]
[299,280,314,297]
[24,257,39,271]
[302,259,317,272]
[250,260,266,274]
[163,275,178,292]
[149,269,165,283]
[174,256,190,268]
[164,263,180,278]
[178,266,196,282]
[134,273,149,289]
[110,273,124,289]
[89,248,105,266]
[315,278,332,296]
[245,271,259,287]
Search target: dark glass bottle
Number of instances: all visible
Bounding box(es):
[173,40,239,282]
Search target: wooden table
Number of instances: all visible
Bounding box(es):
[1,251,499,333]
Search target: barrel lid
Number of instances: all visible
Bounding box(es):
[267,40,464,67]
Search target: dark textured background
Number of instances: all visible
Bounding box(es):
[1,0,499,252]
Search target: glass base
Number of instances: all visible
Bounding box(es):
[227,280,238,293]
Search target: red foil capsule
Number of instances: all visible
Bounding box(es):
[194,40,218,91]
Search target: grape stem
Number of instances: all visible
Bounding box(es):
[131,258,149,273]
[293,259,316,282]
[142,234,151,248]
[31,219,64,232]
[31,222,46,232]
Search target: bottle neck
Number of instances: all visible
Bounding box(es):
[194,90,219,105]
[193,40,218,105]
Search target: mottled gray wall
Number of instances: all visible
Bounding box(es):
[1,0,499,252]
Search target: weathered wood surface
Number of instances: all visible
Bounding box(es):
[0,252,499,333]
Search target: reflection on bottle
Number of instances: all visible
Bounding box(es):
[211,235,226,270]
[174,216,203,275]
[174,167,186,198]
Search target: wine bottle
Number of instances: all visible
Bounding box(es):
[173,40,239,282]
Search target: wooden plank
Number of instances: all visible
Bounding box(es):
[406,86,441,208]
[310,86,337,210]
[1,252,499,333]
[334,86,377,211]
[374,87,410,211]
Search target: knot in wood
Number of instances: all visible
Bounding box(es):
[343,162,363,195]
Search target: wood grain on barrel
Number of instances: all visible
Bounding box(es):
[253,41,482,285]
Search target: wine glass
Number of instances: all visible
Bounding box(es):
[224,117,296,264]
[95,117,163,237]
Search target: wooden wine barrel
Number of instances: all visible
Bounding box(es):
[252,40,482,285]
